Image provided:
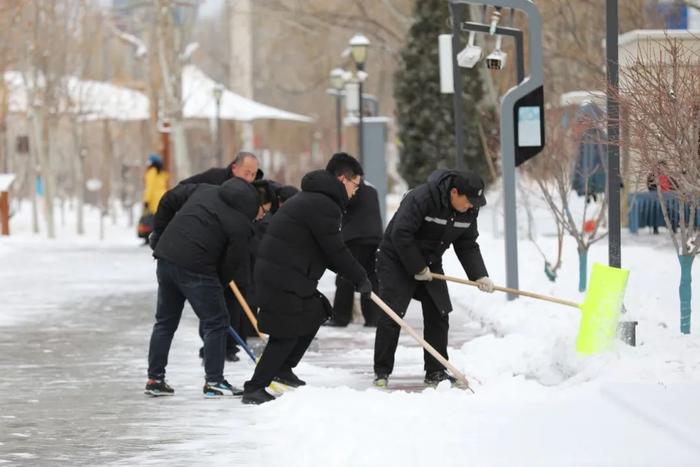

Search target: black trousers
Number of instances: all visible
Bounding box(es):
[243,327,318,392]
[373,284,449,376]
[332,243,380,326]
[148,259,229,383]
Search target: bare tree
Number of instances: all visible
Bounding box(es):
[67,4,104,235]
[615,37,700,334]
[523,105,608,291]
[16,1,85,238]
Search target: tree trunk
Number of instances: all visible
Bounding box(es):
[578,246,588,292]
[31,108,55,238]
[76,154,85,236]
[678,254,694,334]
[102,120,115,225]
[170,118,190,181]
[71,121,86,235]
[30,158,39,235]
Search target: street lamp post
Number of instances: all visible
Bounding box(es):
[212,84,224,167]
[329,68,346,152]
[349,33,369,165]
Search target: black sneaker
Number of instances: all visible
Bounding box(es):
[242,388,276,405]
[322,318,348,327]
[373,373,389,388]
[273,369,306,388]
[424,370,457,387]
[145,379,175,397]
[203,379,242,398]
[225,348,240,362]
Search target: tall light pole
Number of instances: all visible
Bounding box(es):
[349,33,369,165]
[212,84,224,167]
[329,68,345,152]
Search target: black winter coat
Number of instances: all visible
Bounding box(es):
[341,181,383,246]
[152,177,258,280]
[379,169,488,316]
[255,170,368,337]
[180,162,263,186]
[179,162,234,186]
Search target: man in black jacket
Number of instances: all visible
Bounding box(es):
[180,151,261,362]
[326,180,383,327]
[242,153,372,405]
[144,177,260,398]
[373,169,494,388]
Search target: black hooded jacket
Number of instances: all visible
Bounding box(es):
[341,181,383,245]
[378,169,488,315]
[152,177,258,278]
[255,169,368,337]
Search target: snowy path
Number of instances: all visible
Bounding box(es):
[2,227,700,466]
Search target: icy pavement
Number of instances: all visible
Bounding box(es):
[0,240,484,466]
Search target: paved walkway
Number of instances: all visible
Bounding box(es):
[0,245,485,466]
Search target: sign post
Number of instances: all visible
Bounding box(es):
[448,0,545,299]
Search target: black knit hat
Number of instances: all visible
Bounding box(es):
[452,171,486,208]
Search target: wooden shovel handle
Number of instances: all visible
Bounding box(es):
[431,273,580,309]
[228,280,268,341]
[370,292,473,392]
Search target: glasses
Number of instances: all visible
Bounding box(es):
[345,177,361,192]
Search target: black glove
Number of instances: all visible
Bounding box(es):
[148,231,159,251]
[356,277,373,299]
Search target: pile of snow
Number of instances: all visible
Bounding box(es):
[244,183,700,465]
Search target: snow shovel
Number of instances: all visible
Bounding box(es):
[369,292,473,392]
[431,262,630,355]
[227,325,257,362]
[228,280,267,341]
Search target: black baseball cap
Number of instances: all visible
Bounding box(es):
[452,171,486,208]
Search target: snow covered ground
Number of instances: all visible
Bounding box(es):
[1,192,699,466]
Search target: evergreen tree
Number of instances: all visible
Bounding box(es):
[395,0,487,187]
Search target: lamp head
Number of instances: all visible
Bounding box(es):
[212,84,224,101]
[329,68,345,90]
[349,33,370,68]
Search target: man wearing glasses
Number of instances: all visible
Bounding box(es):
[242,153,372,404]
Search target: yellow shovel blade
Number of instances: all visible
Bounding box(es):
[576,263,630,355]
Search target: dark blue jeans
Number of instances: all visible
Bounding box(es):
[148,259,229,383]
